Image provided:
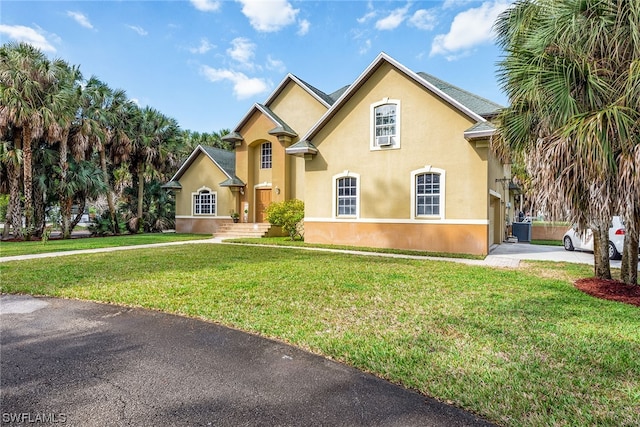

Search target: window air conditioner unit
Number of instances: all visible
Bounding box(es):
[376,135,393,146]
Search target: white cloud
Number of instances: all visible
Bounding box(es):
[375,4,411,31]
[189,38,214,54]
[127,25,148,36]
[359,39,372,55]
[0,24,56,52]
[190,0,221,12]
[408,9,437,31]
[67,11,94,29]
[297,19,310,36]
[430,0,511,58]
[200,66,269,99]
[357,10,376,24]
[237,0,298,32]
[227,37,256,68]
[266,55,286,73]
[357,0,376,23]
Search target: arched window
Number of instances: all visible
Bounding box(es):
[411,167,445,219]
[333,172,360,218]
[261,142,272,169]
[416,173,440,215]
[193,188,216,215]
[370,99,401,149]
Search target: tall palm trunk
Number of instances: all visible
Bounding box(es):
[593,225,612,280]
[7,158,22,239]
[137,162,145,233]
[620,231,638,286]
[58,128,73,239]
[33,182,46,238]
[22,126,34,239]
[9,129,23,239]
[99,147,119,234]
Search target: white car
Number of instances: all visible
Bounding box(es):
[562,216,625,260]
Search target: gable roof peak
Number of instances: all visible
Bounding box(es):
[300,52,502,143]
[265,73,334,108]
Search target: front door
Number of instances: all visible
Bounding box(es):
[255,188,272,223]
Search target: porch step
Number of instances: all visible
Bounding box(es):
[214,223,272,239]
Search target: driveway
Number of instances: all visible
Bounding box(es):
[0,295,495,427]
[487,242,638,270]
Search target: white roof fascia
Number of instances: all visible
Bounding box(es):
[229,103,285,134]
[168,144,231,182]
[301,52,486,142]
[464,129,497,140]
[264,73,332,109]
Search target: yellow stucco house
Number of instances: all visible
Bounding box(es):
[167,53,510,256]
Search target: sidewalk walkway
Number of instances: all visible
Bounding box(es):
[1,237,514,266]
[1,237,573,268]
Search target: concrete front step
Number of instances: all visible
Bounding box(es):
[214,223,271,238]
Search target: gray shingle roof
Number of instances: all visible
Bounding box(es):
[165,144,243,188]
[292,75,337,106]
[417,72,503,118]
[258,104,298,137]
[201,146,236,177]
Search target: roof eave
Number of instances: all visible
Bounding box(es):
[464,129,496,141]
[300,52,488,143]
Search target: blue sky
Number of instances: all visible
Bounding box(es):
[1,0,513,133]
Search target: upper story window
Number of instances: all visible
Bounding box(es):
[193,188,216,216]
[333,172,360,218]
[371,99,401,150]
[261,142,272,169]
[411,167,445,219]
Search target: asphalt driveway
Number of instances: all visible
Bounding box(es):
[0,295,495,427]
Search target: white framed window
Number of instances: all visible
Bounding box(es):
[370,98,401,150]
[193,187,216,216]
[411,167,445,219]
[261,142,272,169]
[333,171,360,218]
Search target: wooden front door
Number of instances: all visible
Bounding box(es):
[255,188,272,223]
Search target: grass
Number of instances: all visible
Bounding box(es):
[228,236,485,259]
[1,243,638,427]
[0,233,211,258]
[531,239,563,246]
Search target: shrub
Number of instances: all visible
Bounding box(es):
[265,199,304,240]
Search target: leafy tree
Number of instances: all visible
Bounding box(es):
[265,199,304,240]
[494,0,640,284]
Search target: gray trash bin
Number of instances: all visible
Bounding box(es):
[512,222,532,242]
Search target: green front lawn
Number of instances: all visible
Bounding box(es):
[0,233,211,258]
[1,244,638,427]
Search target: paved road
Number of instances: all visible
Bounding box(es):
[0,295,495,427]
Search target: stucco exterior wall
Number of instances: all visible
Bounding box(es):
[175,217,231,234]
[304,63,490,222]
[304,221,489,255]
[300,62,503,255]
[173,151,236,233]
[269,82,329,136]
[268,82,330,202]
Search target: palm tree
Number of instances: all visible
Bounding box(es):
[494,0,640,284]
[0,137,22,239]
[78,77,133,235]
[126,106,180,232]
[48,61,84,239]
[0,42,69,239]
